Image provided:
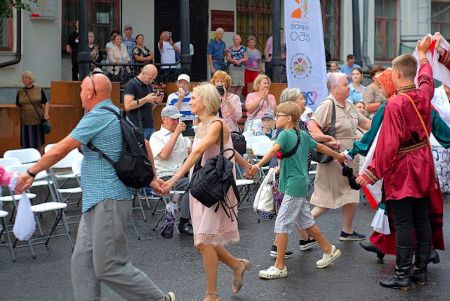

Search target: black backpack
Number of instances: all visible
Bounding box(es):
[188,120,239,220]
[87,106,155,189]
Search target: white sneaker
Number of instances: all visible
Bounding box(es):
[316,245,341,268]
[259,266,288,279]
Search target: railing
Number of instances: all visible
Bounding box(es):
[93,61,182,88]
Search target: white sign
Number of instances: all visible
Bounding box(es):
[30,0,57,20]
[284,0,328,111]
[96,12,110,24]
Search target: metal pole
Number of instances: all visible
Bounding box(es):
[180,0,191,75]
[272,0,282,83]
[361,0,373,69]
[352,0,363,67]
[77,0,90,80]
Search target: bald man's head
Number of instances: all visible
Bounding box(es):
[140,64,158,84]
[80,74,112,110]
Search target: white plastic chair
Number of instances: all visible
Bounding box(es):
[242,131,254,139]
[4,148,41,164]
[5,164,74,258]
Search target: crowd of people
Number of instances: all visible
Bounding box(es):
[5,28,450,301]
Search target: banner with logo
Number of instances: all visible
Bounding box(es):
[285,0,328,111]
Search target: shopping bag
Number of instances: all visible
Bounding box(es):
[253,168,275,214]
[13,193,36,241]
[371,204,390,235]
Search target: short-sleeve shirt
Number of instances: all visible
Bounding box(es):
[229,46,247,67]
[207,39,226,61]
[312,95,365,150]
[123,36,135,63]
[69,99,132,212]
[166,91,195,122]
[339,63,362,83]
[245,49,261,71]
[159,41,176,69]
[150,126,191,178]
[276,129,317,197]
[174,41,194,69]
[124,77,154,129]
[347,83,365,102]
[245,92,277,120]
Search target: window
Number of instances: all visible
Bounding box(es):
[321,0,340,60]
[375,0,397,61]
[0,17,13,50]
[237,0,272,54]
[431,2,450,39]
[62,0,120,52]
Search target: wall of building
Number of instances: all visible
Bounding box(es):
[0,3,62,103]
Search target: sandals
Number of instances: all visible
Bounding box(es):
[232,259,253,293]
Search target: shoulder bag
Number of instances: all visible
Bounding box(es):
[24,89,52,135]
[188,120,240,220]
[310,98,335,163]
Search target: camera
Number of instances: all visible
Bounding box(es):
[216,85,225,96]
[168,31,172,37]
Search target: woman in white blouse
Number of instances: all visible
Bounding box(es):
[107,33,130,76]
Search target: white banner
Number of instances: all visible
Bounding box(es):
[285,0,328,111]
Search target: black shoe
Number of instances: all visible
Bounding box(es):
[270,245,294,259]
[411,242,431,286]
[359,240,385,261]
[427,248,440,265]
[299,237,318,251]
[178,223,193,235]
[380,246,412,291]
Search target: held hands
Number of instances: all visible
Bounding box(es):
[14,173,34,195]
[244,165,259,179]
[150,178,169,195]
[334,153,347,164]
[162,178,175,192]
[417,35,432,56]
[355,175,369,186]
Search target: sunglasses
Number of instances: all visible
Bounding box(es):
[89,73,97,95]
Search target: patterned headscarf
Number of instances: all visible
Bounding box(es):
[375,68,396,99]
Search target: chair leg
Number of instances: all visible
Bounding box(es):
[61,210,74,250]
[129,216,141,240]
[138,197,147,222]
[1,217,16,262]
[151,197,162,215]
[152,212,166,231]
[35,214,44,237]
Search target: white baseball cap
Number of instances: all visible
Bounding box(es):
[177,74,190,83]
[161,106,184,119]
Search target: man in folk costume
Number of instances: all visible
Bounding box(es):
[357,36,439,290]
[346,68,449,263]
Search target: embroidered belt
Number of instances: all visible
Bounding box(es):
[398,140,428,154]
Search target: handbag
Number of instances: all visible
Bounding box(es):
[188,120,240,220]
[24,89,52,135]
[253,168,276,214]
[231,130,246,155]
[310,98,335,163]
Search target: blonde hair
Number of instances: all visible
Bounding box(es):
[392,53,417,80]
[211,70,231,91]
[22,70,36,83]
[280,87,302,103]
[277,101,301,129]
[253,74,271,91]
[193,82,221,115]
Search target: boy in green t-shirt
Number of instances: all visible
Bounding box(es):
[246,101,346,279]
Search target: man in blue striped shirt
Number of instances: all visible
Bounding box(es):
[15,74,175,301]
[166,74,198,124]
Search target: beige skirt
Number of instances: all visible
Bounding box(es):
[310,156,360,209]
[229,66,245,87]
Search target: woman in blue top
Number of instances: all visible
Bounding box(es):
[347,67,365,102]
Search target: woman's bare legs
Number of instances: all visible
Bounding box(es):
[198,244,220,301]
[214,246,247,293]
[342,203,358,233]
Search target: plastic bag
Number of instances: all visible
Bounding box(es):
[13,193,36,241]
[254,168,275,214]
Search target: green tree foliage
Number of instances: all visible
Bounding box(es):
[0,0,39,19]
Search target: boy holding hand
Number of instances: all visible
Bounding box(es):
[246,101,346,279]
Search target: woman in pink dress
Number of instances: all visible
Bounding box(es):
[163,82,252,301]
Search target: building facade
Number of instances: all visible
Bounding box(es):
[0,0,449,104]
